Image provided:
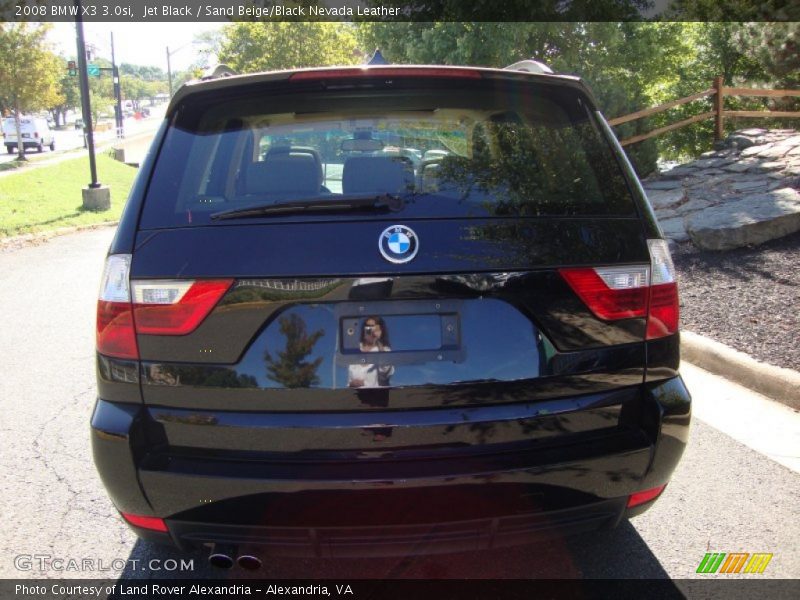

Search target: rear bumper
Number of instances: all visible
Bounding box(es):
[5,139,43,146]
[91,376,690,556]
[166,498,627,558]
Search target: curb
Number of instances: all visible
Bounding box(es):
[681,330,800,410]
[0,221,118,252]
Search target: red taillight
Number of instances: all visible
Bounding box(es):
[132,279,233,335]
[647,282,679,339]
[627,484,667,508]
[558,267,648,320]
[559,240,679,340]
[97,256,233,359]
[121,512,168,532]
[97,300,138,360]
[289,67,482,81]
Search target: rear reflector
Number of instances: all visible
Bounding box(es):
[290,67,482,81]
[559,239,679,340]
[121,512,168,532]
[132,279,233,335]
[627,484,667,508]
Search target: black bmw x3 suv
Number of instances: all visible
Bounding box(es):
[92,62,690,563]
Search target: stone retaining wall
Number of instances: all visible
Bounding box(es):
[642,128,800,250]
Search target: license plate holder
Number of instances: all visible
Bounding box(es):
[335,300,464,366]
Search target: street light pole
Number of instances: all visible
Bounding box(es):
[166,43,192,97]
[166,46,173,96]
[111,31,124,139]
[75,0,99,188]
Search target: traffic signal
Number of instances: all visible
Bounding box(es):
[68,60,77,76]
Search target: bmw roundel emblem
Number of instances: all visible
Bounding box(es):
[379,225,419,264]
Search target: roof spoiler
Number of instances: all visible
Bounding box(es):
[503,59,554,75]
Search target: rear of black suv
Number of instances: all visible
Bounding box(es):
[91,65,690,559]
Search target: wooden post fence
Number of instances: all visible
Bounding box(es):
[607,77,800,146]
[714,75,725,141]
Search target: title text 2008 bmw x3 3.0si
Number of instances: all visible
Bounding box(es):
[91,61,690,566]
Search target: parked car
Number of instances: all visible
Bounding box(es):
[92,62,689,567]
[2,116,55,153]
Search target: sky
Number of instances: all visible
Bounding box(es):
[48,21,225,72]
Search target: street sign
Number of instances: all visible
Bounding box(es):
[87,64,100,77]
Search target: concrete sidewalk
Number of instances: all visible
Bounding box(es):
[682,361,800,474]
[682,331,800,409]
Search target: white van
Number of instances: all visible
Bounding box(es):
[2,116,55,153]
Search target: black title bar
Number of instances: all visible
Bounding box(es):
[2,0,798,22]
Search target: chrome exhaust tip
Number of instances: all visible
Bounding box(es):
[208,544,236,569]
[237,554,262,570]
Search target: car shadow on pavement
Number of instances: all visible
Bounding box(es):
[117,519,677,582]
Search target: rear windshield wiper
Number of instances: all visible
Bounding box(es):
[210,193,406,221]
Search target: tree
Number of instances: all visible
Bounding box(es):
[217,22,361,73]
[356,22,685,175]
[50,60,81,127]
[0,23,63,159]
[264,314,325,389]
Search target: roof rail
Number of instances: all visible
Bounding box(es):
[201,64,238,81]
[503,59,554,75]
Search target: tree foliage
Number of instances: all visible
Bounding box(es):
[356,20,800,171]
[363,0,650,21]
[218,22,361,73]
[0,23,63,159]
[50,65,80,127]
[195,19,798,169]
[356,22,681,174]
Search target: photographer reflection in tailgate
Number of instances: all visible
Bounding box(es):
[348,316,395,388]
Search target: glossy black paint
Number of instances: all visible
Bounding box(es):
[136,270,649,373]
[131,218,648,279]
[138,283,648,412]
[89,400,151,516]
[146,387,628,454]
[93,66,689,555]
[91,375,689,554]
[645,333,682,381]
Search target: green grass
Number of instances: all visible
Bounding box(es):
[0,153,137,237]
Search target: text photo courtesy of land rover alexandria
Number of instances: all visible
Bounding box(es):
[91,63,690,564]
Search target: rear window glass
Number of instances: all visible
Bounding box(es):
[140,78,636,228]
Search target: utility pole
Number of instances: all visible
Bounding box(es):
[111,32,124,139]
[75,0,111,210]
[75,0,98,188]
[166,46,173,96]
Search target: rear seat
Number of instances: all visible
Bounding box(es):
[342,156,415,195]
[243,153,321,197]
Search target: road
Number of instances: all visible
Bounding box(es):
[0,109,165,165]
[0,228,797,586]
